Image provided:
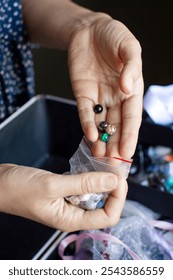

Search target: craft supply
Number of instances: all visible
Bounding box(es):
[100,132,109,142]
[93,104,103,114]
[65,136,132,210]
[105,124,116,135]
[98,121,108,131]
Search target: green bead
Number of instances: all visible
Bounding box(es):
[100,132,109,142]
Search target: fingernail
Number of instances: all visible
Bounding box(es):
[102,174,117,189]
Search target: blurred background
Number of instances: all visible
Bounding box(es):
[32,1,173,100]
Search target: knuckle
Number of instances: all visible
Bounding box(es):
[39,172,56,192]
[81,173,96,194]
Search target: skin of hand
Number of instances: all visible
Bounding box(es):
[22,0,144,159]
[68,13,144,159]
[19,1,142,229]
[0,164,127,232]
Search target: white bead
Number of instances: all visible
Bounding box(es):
[105,124,116,135]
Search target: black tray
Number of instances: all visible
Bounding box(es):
[0,95,83,260]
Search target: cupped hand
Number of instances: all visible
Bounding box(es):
[0,164,127,232]
[68,13,144,159]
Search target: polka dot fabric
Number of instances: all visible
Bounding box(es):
[0,0,35,122]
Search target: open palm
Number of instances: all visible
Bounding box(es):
[68,15,144,159]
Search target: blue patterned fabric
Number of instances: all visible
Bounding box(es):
[0,0,35,122]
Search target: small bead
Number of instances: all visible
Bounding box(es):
[98,121,109,131]
[100,132,109,142]
[94,104,103,114]
[105,124,117,135]
[96,199,105,209]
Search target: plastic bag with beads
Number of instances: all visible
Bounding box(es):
[65,136,132,210]
[58,200,173,260]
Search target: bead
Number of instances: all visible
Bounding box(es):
[100,132,109,142]
[96,199,105,209]
[94,104,103,114]
[98,121,109,131]
[105,124,117,136]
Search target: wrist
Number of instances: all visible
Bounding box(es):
[22,0,112,50]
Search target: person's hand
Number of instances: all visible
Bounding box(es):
[0,164,127,232]
[68,13,144,159]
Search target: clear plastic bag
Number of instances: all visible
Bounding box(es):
[91,201,173,260]
[121,199,161,220]
[91,215,173,260]
[58,200,173,260]
[65,136,132,210]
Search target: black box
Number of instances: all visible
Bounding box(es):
[0,95,83,260]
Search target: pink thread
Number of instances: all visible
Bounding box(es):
[58,231,141,260]
[149,219,173,231]
[58,220,173,260]
[58,233,79,260]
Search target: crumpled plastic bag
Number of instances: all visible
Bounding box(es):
[65,136,132,210]
[58,200,173,260]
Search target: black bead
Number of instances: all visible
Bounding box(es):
[98,121,109,131]
[94,104,103,114]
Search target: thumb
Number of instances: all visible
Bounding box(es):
[54,172,118,197]
[119,43,142,95]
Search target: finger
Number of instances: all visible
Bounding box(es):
[119,42,142,94]
[92,108,107,157]
[92,103,108,157]
[76,96,99,142]
[92,102,122,158]
[120,90,143,159]
[74,178,128,230]
[53,172,118,197]
[105,103,122,158]
[104,178,128,218]
[92,140,106,157]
